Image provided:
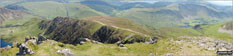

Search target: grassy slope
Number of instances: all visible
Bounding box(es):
[1,17,229,56]
[18,1,107,19]
[158,27,202,38]
[1,39,181,56]
[116,8,182,28]
[18,1,66,19]
[2,37,216,56]
[199,21,232,42]
[80,16,158,36]
[1,14,35,26]
[64,2,108,18]
[0,18,45,42]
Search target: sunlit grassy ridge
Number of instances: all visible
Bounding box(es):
[0,18,45,42]
[158,27,202,38]
[81,16,158,36]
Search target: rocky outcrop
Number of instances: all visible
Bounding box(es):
[41,17,92,45]
[56,48,73,56]
[92,26,119,43]
[37,33,47,44]
[16,43,34,56]
[178,36,232,51]
[39,17,157,45]
[16,34,48,56]
[16,36,36,56]
[145,37,158,44]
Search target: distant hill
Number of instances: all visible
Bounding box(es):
[2,1,231,28]
[0,8,25,25]
[80,1,232,28]
[4,1,107,19]
[116,2,232,28]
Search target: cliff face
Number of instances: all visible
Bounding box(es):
[40,17,92,44]
[0,8,24,25]
[39,17,156,45]
[92,26,119,43]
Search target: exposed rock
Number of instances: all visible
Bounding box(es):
[178,36,232,51]
[118,44,125,47]
[145,37,157,44]
[42,17,92,45]
[148,53,155,56]
[118,44,128,49]
[207,47,216,51]
[162,53,174,56]
[56,48,73,56]
[218,48,227,51]
[37,33,47,44]
[39,17,156,45]
[80,41,85,45]
[16,43,34,56]
[92,26,119,43]
[91,40,103,44]
[28,36,37,45]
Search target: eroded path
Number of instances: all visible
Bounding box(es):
[93,20,148,36]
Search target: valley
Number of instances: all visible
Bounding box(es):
[0,0,232,56]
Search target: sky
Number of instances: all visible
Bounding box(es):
[208,1,232,6]
[121,0,232,6]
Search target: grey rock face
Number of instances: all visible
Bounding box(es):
[37,33,47,44]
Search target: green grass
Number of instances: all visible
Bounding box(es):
[116,8,182,28]
[81,16,158,36]
[1,14,36,26]
[158,27,202,38]
[0,18,45,42]
[18,1,67,19]
[200,21,232,42]
[17,1,107,19]
[1,39,181,56]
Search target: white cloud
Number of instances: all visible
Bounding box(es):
[208,1,232,6]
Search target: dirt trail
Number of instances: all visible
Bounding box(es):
[93,20,148,36]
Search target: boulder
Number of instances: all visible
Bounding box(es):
[29,36,37,45]
[207,47,216,51]
[118,44,128,49]
[145,37,157,44]
[162,53,174,56]
[56,48,73,56]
